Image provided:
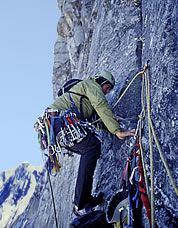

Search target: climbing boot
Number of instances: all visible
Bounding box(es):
[73,205,86,217]
[85,192,104,212]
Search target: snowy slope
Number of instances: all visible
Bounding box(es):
[0,162,46,227]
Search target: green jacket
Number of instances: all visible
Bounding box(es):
[49,77,120,134]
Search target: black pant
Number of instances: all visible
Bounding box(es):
[70,130,101,210]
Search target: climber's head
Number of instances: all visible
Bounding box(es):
[95,71,115,94]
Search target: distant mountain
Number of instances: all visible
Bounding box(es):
[0,162,46,227]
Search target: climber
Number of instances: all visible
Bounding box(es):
[47,71,135,216]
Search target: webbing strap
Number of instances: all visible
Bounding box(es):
[50,118,54,144]
[50,116,59,145]
[120,156,131,188]
[68,91,88,119]
[68,92,80,116]
[45,119,51,146]
[136,142,151,226]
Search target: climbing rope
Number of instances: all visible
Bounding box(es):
[144,67,155,227]
[46,161,59,228]
[138,76,150,200]
[113,70,144,109]
[149,117,178,195]
[142,66,178,227]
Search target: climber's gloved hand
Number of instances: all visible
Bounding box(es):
[116,129,135,140]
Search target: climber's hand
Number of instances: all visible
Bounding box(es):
[115,115,121,121]
[116,129,135,140]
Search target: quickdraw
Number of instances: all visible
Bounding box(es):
[55,111,88,148]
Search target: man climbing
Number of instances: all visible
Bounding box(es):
[47,71,135,216]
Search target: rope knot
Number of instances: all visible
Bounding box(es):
[143,64,149,74]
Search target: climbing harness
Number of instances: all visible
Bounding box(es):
[34,108,98,174]
[34,111,89,170]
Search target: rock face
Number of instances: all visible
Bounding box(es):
[4,0,177,227]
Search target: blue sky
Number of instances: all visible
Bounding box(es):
[0,1,59,171]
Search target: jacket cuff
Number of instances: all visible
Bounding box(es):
[113,128,121,135]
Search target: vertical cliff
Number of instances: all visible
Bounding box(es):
[8,0,177,227]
